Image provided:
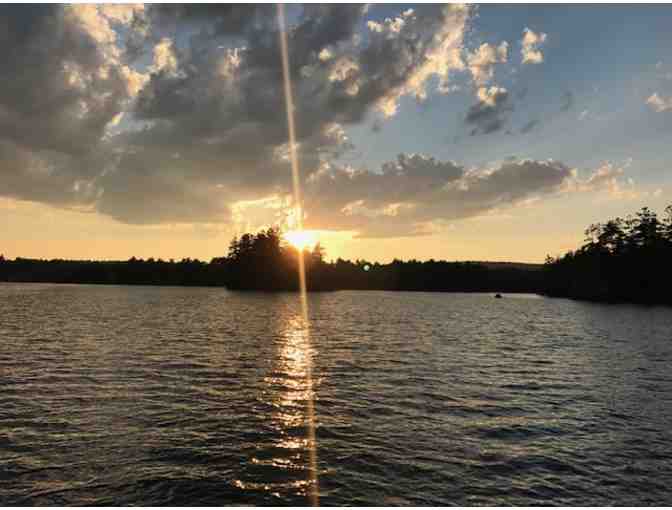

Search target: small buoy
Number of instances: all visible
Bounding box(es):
[495,293,503,299]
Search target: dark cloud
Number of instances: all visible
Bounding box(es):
[0,139,103,208]
[0,5,139,208]
[465,86,512,135]
[0,6,132,157]
[96,152,232,224]
[302,155,575,237]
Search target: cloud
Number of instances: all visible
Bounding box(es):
[0,4,473,227]
[302,155,575,237]
[466,41,508,86]
[521,28,547,64]
[646,92,672,112]
[580,162,627,193]
[0,5,143,207]
[361,5,470,117]
[150,37,178,75]
[565,160,647,200]
[2,6,614,240]
[465,86,512,135]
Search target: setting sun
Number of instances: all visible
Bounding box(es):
[283,230,319,251]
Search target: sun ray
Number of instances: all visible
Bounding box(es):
[277,4,320,506]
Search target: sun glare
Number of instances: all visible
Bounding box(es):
[284,230,318,251]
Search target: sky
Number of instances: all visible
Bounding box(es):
[1,4,671,263]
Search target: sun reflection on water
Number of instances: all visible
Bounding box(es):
[236,311,320,502]
[261,315,320,503]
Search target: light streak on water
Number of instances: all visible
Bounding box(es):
[277,4,320,505]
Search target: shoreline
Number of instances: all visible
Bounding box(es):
[3,280,672,307]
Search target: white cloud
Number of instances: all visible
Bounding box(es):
[467,41,508,85]
[477,86,507,107]
[318,47,333,61]
[151,38,178,75]
[99,4,144,25]
[521,28,547,64]
[371,5,470,116]
[646,92,672,112]
[566,161,646,201]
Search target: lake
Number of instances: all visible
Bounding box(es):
[1,283,671,505]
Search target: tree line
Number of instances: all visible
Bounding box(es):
[0,227,544,293]
[544,204,672,304]
[3,204,670,303]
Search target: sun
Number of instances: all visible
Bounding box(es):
[284,230,318,251]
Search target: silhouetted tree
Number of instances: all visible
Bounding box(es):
[311,243,325,264]
[662,205,672,243]
[0,226,547,294]
[545,203,672,304]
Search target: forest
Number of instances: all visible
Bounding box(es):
[2,203,671,303]
[0,228,543,293]
[544,204,672,304]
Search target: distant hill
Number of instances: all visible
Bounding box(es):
[469,261,543,271]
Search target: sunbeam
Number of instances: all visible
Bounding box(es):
[277,4,320,506]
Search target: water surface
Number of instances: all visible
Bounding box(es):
[1,283,671,505]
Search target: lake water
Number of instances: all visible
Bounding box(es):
[1,283,672,505]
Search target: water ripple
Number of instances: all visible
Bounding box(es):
[1,284,672,505]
